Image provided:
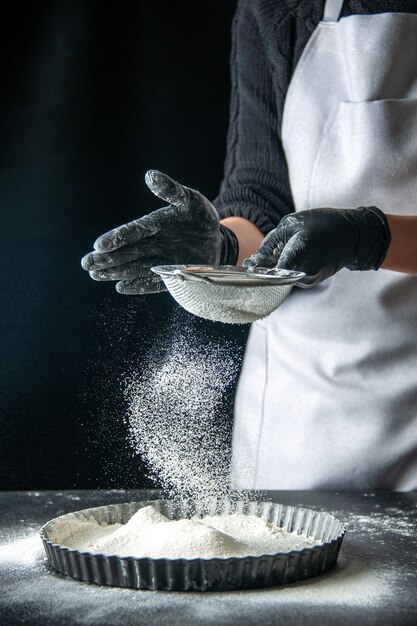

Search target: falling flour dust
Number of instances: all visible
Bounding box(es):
[124,320,242,505]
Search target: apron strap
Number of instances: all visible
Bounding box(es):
[323,0,344,22]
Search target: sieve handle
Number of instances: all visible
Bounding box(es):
[296,273,322,289]
[174,269,214,284]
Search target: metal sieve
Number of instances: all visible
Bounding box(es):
[151,265,306,324]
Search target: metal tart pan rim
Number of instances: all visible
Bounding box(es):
[40,499,347,591]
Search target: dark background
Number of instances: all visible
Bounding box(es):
[0,0,246,490]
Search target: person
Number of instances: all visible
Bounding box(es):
[82,0,417,491]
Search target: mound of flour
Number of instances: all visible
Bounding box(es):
[59,505,316,559]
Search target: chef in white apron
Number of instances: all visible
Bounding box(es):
[233,0,417,491]
[82,0,417,491]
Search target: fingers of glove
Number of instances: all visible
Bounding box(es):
[82,250,125,271]
[115,276,166,295]
[90,256,171,281]
[81,238,163,271]
[243,250,279,269]
[89,270,117,282]
[243,230,285,269]
[145,170,209,214]
[275,230,309,271]
[81,251,101,271]
[93,214,162,253]
[89,260,155,281]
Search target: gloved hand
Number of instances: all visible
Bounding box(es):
[244,206,391,286]
[81,170,238,294]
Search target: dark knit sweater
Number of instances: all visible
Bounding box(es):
[213,0,417,235]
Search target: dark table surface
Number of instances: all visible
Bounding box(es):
[1,490,416,626]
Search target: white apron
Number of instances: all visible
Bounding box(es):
[232,0,417,491]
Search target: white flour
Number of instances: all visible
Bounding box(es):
[124,322,242,504]
[0,533,43,566]
[346,506,417,547]
[58,505,316,559]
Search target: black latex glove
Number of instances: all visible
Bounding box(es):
[81,170,238,294]
[244,206,391,286]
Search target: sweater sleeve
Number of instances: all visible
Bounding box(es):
[213,0,296,236]
[213,0,416,235]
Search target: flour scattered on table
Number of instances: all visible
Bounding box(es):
[58,505,317,559]
[0,533,43,566]
[124,322,242,505]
